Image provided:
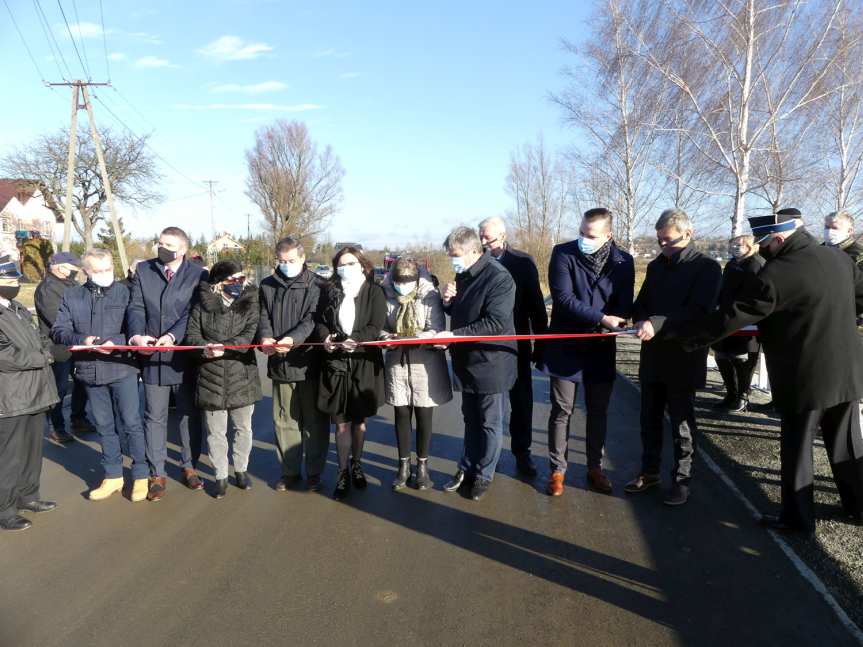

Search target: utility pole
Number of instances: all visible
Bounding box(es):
[204,180,218,240]
[47,80,125,273]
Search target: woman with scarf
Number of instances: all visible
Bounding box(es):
[710,235,765,413]
[380,258,452,490]
[315,246,387,500]
[185,260,262,499]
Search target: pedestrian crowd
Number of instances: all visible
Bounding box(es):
[1,207,861,536]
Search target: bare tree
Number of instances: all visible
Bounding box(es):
[245,120,345,246]
[505,135,575,282]
[1,128,160,246]
[630,0,847,235]
[552,0,671,252]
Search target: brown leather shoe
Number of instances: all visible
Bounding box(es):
[587,468,613,494]
[146,476,167,502]
[183,469,204,491]
[545,472,564,497]
[624,473,661,494]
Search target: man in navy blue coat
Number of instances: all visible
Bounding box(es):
[127,227,207,501]
[537,208,634,497]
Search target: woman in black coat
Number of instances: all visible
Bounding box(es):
[711,235,765,412]
[315,246,386,500]
[185,260,262,498]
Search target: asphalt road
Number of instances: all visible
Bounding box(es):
[0,366,858,647]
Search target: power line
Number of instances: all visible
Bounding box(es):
[3,0,47,83]
[70,0,92,79]
[33,0,72,80]
[111,86,157,132]
[98,0,109,81]
[55,0,89,79]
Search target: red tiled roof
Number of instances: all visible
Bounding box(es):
[0,179,37,212]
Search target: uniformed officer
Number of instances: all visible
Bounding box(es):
[0,255,60,532]
[663,208,863,533]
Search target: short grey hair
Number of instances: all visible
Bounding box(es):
[825,210,854,228]
[275,235,305,257]
[443,226,483,255]
[82,247,114,270]
[655,208,692,233]
[478,216,506,234]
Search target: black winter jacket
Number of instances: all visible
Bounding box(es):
[34,272,78,362]
[185,283,262,411]
[257,267,322,383]
[0,300,59,417]
[710,254,765,356]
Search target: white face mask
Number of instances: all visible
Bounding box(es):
[394,281,417,296]
[825,228,847,246]
[90,271,114,288]
[279,261,302,278]
[337,263,364,282]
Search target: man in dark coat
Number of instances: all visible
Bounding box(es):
[127,226,207,501]
[537,208,634,497]
[478,217,548,477]
[710,236,765,413]
[665,209,863,533]
[823,210,863,267]
[185,260,261,499]
[0,255,59,531]
[34,251,92,443]
[257,236,329,491]
[627,208,722,506]
[436,226,517,501]
[51,248,147,503]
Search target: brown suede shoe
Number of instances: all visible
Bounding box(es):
[546,472,565,497]
[183,469,204,491]
[146,476,167,502]
[587,468,613,494]
[624,473,661,494]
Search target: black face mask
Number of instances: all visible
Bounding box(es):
[0,285,21,301]
[157,246,177,265]
[758,243,777,261]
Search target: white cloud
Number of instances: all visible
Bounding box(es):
[57,21,103,39]
[313,48,349,59]
[339,72,360,79]
[174,103,322,112]
[208,81,288,94]
[197,36,273,61]
[135,56,178,69]
[108,52,126,62]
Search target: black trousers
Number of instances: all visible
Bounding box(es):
[779,401,863,531]
[715,352,759,399]
[393,405,433,459]
[640,382,697,483]
[509,350,533,456]
[0,412,45,521]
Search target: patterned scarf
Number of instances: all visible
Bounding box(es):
[394,287,420,337]
[580,240,613,276]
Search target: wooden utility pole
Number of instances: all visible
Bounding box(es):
[47,80,126,273]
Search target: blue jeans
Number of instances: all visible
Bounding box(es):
[459,392,505,482]
[143,381,203,477]
[50,360,88,432]
[85,375,148,480]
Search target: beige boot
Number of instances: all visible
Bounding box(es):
[130,479,148,503]
[88,477,124,501]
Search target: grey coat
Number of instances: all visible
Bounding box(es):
[381,275,453,408]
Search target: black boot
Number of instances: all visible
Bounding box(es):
[334,469,350,500]
[414,457,432,490]
[443,469,466,493]
[351,459,367,490]
[214,478,228,499]
[728,394,749,413]
[392,458,410,490]
[713,357,737,409]
[234,471,252,490]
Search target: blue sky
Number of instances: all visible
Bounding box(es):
[2,0,591,248]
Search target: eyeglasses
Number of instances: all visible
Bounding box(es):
[657,235,684,248]
[223,275,245,284]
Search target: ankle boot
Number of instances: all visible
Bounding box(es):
[334,468,351,500]
[392,458,410,490]
[214,478,228,499]
[414,457,432,490]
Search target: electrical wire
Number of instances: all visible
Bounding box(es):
[56,0,90,79]
[3,0,47,83]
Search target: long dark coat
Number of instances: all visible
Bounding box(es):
[711,254,765,356]
[314,279,386,420]
[633,243,722,389]
[184,283,262,411]
[665,229,863,413]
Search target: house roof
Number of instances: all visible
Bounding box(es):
[0,179,37,212]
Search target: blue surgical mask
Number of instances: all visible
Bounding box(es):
[451,256,468,274]
[278,262,302,278]
[337,264,364,282]
[223,283,243,298]
[578,237,603,255]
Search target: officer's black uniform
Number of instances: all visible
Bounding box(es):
[667,217,863,532]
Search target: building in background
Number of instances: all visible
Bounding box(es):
[0,179,58,250]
